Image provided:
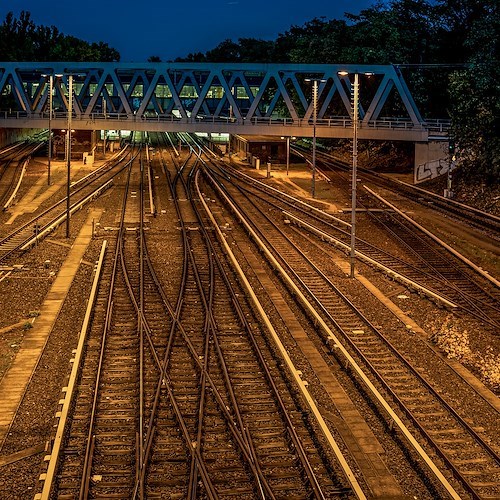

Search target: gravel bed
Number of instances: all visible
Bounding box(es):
[0,176,121,497]
[259,165,500,394]
[0,157,497,498]
[204,178,464,498]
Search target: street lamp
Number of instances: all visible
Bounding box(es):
[47,75,53,185]
[103,97,107,155]
[66,74,73,239]
[42,73,62,185]
[61,72,85,238]
[338,71,372,277]
[305,78,326,198]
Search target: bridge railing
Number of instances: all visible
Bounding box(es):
[421,119,452,134]
[0,110,450,133]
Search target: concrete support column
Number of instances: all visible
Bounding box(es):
[414,141,448,169]
[414,141,449,183]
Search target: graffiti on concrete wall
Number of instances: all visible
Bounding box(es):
[414,159,449,184]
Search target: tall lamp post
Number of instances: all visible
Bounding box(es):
[42,73,61,185]
[66,75,73,239]
[103,97,107,155]
[47,75,53,185]
[305,78,326,198]
[339,71,364,278]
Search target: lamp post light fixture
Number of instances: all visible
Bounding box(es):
[47,75,53,185]
[42,73,62,185]
[103,97,107,155]
[60,72,84,238]
[66,74,73,239]
[305,78,326,198]
[338,70,372,278]
[338,70,358,278]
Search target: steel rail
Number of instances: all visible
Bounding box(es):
[131,141,195,498]
[201,165,463,500]
[191,169,328,499]
[216,167,498,328]
[0,141,44,208]
[19,179,113,251]
[174,144,273,497]
[224,174,500,498]
[365,185,500,289]
[125,145,267,498]
[368,206,500,327]
[185,163,277,500]
[307,146,500,234]
[77,135,142,497]
[37,241,108,500]
[0,147,135,262]
[209,164,462,309]
[198,166,367,500]
[2,157,29,210]
[153,134,332,498]
[78,153,135,500]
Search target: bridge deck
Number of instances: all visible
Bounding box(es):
[0,62,450,141]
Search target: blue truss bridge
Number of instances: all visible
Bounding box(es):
[0,62,449,142]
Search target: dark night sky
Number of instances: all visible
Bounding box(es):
[2,0,376,62]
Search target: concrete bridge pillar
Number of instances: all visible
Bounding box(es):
[415,141,448,169]
[414,140,450,184]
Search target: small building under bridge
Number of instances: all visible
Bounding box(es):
[231,135,288,165]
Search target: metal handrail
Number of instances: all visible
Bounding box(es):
[0,110,450,132]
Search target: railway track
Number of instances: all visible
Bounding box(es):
[43,142,357,498]
[0,140,45,209]
[163,141,354,497]
[0,147,132,263]
[358,189,500,327]
[293,145,500,236]
[209,161,499,331]
[17,134,496,499]
[198,157,500,499]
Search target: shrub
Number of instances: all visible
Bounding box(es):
[432,317,473,362]
[476,348,500,390]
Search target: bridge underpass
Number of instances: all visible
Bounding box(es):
[0,62,450,164]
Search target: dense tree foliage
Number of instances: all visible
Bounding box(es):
[445,1,499,182]
[1,3,497,180]
[0,11,119,62]
[177,0,499,181]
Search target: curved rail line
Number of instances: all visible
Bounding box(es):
[162,133,354,497]
[293,145,500,235]
[0,141,45,210]
[44,138,355,499]
[199,158,500,499]
[208,159,499,331]
[0,147,133,262]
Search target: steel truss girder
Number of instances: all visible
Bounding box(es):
[0,62,424,125]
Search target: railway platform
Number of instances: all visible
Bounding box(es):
[0,209,103,445]
[6,160,93,225]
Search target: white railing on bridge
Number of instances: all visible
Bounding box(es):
[0,110,450,134]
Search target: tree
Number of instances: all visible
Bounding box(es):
[275,18,347,63]
[446,0,499,181]
[0,11,120,62]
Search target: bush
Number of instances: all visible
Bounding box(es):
[432,317,473,362]
[432,317,499,391]
[476,348,500,390]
